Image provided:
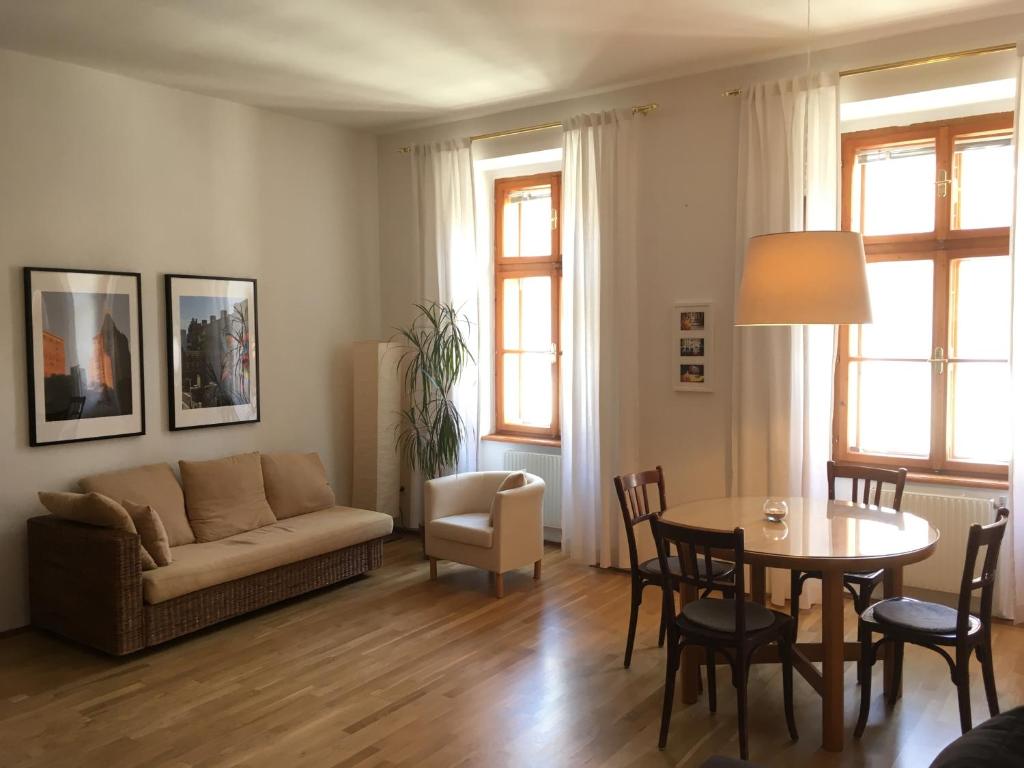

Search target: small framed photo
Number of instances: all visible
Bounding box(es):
[166,274,259,430]
[24,267,145,446]
[674,301,713,392]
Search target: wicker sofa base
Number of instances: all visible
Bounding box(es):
[144,537,384,647]
[28,513,386,655]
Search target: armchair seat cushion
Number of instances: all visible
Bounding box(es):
[428,513,493,549]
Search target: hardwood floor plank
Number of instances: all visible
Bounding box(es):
[1,536,1022,767]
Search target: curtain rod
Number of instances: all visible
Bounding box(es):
[396,103,658,153]
[722,42,1017,97]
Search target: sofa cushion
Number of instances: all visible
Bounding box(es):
[142,506,394,604]
[930,706,1024,767]
[260,451,336,519]
[428,512,494,548]
[123,500,173,567]
[81,463,194,547]
[179,453,276,542]
[38,491,157,571]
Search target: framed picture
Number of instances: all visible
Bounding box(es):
[24,267,145,446]
[674,301,713,392]
[166,274,260,430]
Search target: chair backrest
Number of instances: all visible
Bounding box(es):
[956,507,1009,635]
[613,467,668,573]
[827,460,908,510]
[650,517,747,636]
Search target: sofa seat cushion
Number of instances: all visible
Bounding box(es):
[81,463,194,547]
[428,513,493,548]
[142,506,393,604]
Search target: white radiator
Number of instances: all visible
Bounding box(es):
[880,490,1007,607]
[502,451,562,530]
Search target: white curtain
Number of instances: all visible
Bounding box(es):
[1008,47,1024,622]
[410,140,480,524]
[560,111,641,568]
[731,74,839,607]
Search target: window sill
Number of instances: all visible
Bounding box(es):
[904,472,1007,491]
[482,433,561,448]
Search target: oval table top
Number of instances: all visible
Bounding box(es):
[661,496,940,571]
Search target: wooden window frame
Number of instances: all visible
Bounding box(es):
[493,172,562,440]
[834,112,1012,483]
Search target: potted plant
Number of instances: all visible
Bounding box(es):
[394,301,474,483]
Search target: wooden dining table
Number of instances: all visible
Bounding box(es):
[662,496,939,752]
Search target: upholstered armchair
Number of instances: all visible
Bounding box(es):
[424,471,545,598]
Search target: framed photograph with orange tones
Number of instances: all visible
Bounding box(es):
[23,267,145,446]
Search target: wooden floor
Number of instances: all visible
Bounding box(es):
[2,536,1023,768]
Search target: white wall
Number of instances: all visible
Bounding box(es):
[377,13,1024,516]
[0,50,380,631]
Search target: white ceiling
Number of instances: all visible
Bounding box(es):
[0,0,1018,130]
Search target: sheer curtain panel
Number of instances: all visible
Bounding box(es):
[410,140,480,525]
[1009,47,1024,622]
[731,74,840,606]
[560,111,641,568]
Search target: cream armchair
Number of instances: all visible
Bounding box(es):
[425,471,545,598]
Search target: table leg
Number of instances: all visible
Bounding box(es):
[681,582,700,705]
[750,564,767,607]
[821,569,845,752]
[883,566,904,702]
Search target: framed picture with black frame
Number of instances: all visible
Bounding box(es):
[165,274,260,431]
[24,267,146,446]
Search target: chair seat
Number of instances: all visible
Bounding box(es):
[681,598,776,634]
[639,555,732,581]
[870,597,972,634]
[427,512,493,548]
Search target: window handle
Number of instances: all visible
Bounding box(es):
[929,346,947,374]
[936,169,951,198]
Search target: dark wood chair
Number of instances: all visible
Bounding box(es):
[790,461,908,636]
[855,507,1009,738]
[614,467,734,669]
[650,517,797,760]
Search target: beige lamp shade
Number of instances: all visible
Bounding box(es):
[735,231,873,325]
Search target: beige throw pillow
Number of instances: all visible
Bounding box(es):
[122,500,173,567]
[260,452,336,519]
[179,452,277,542]
[38,491,158,571]
[81,463,195,547]
[489,471,527,521]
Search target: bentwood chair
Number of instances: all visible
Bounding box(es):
[614,468,734,668]
[855,507,1009,737]
[791,461,908,637]
[651,518,798,760]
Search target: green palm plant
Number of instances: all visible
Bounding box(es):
[394,301,474,480]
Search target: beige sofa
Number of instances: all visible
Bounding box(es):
[425,471,545,598]
[28,451,393,655]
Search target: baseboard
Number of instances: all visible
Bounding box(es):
[0,625,30,640]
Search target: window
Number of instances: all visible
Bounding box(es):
[835,113,1013,481]
[494,172,561,439]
